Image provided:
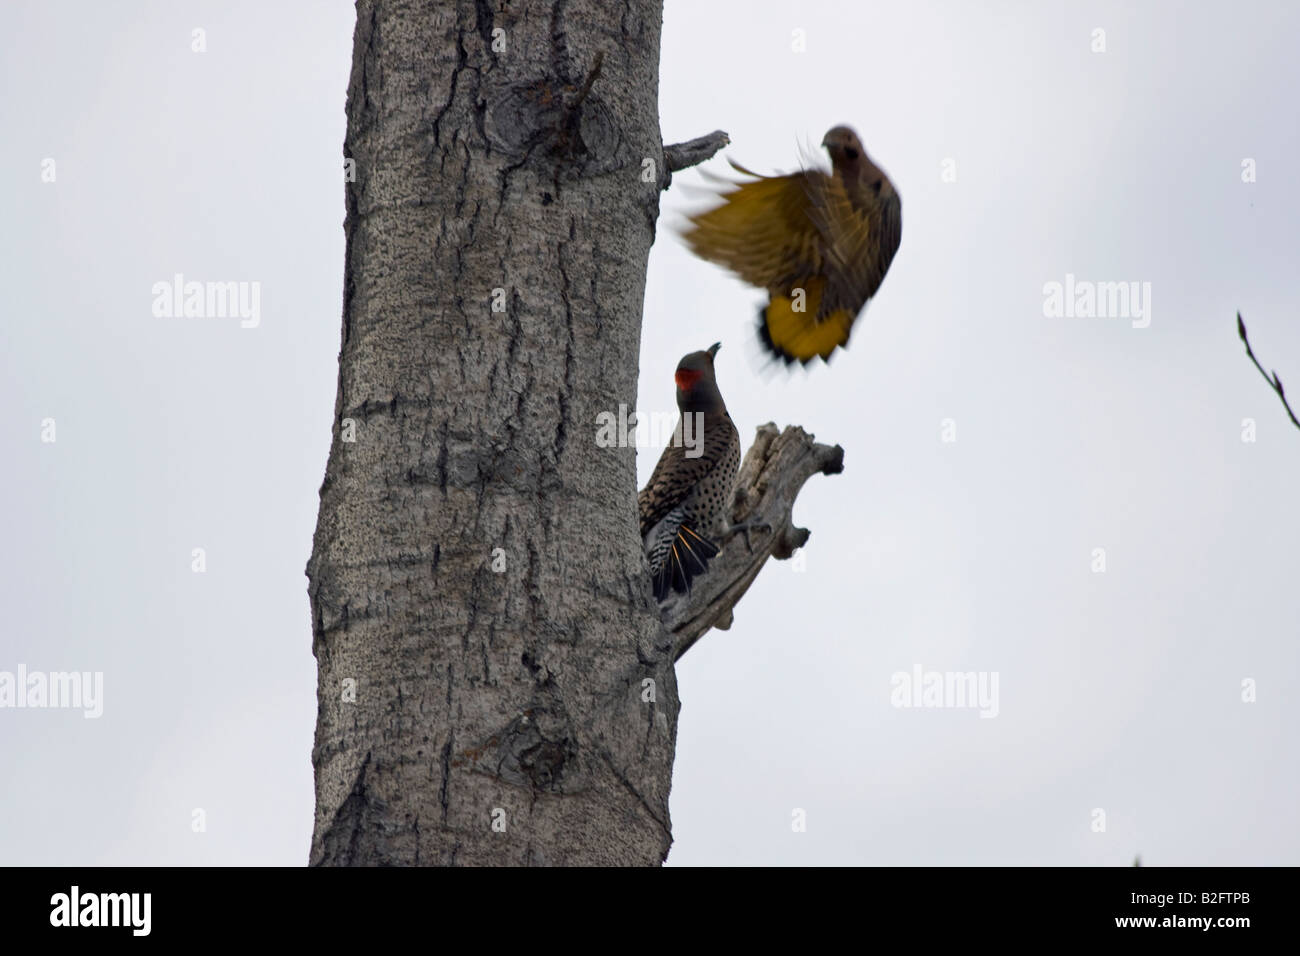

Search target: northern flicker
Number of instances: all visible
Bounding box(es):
[681,125,902,365]
[639,343,742,602]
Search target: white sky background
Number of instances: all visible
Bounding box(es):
[2,0,1297,866]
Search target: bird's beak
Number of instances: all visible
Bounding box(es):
[707,342,722,357]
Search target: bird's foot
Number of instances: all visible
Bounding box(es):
[720,517,773,552]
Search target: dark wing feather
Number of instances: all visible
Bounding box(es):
[802,177,902,318]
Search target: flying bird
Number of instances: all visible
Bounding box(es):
[681,125,902,365]
[638,343,741,602]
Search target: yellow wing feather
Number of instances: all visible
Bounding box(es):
[682,163,831,293]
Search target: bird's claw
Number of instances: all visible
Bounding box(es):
[722,518,773,552]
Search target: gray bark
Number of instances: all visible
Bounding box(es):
[307,0,838,866]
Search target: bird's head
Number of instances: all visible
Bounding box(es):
[823,124,892,195]
[822,126,865,164]
[675,342,724,412]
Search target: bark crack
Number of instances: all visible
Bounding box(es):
[598,749,671,839]
[431,33,468,148]
[439,734,454,826]
[555,232,576,462]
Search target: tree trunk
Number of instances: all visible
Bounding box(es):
[307,0,676,866]
[308,0,842,867]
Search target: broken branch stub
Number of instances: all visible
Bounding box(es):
[661,130,730,188]
[662,423,844,661]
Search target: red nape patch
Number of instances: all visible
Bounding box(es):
[675,368,702,389]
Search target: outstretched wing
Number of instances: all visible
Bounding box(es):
[681,160,834,295]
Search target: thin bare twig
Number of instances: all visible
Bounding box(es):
[1237,312,1300,431]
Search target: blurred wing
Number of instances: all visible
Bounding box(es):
[804,176,902,317]
[682,160,834,293]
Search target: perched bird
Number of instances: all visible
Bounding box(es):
[638,343,741,602]
[681,125,902,365]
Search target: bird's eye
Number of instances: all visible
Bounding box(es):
[845,147,859,160]
[871,179,882,195]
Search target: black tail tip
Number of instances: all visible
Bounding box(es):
[754,305,843,367]
[652,527,721,602]
[755,305,803,366]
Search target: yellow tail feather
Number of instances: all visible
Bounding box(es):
[760,281,854,363]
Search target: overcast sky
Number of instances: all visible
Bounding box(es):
[2,0,1297,866]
